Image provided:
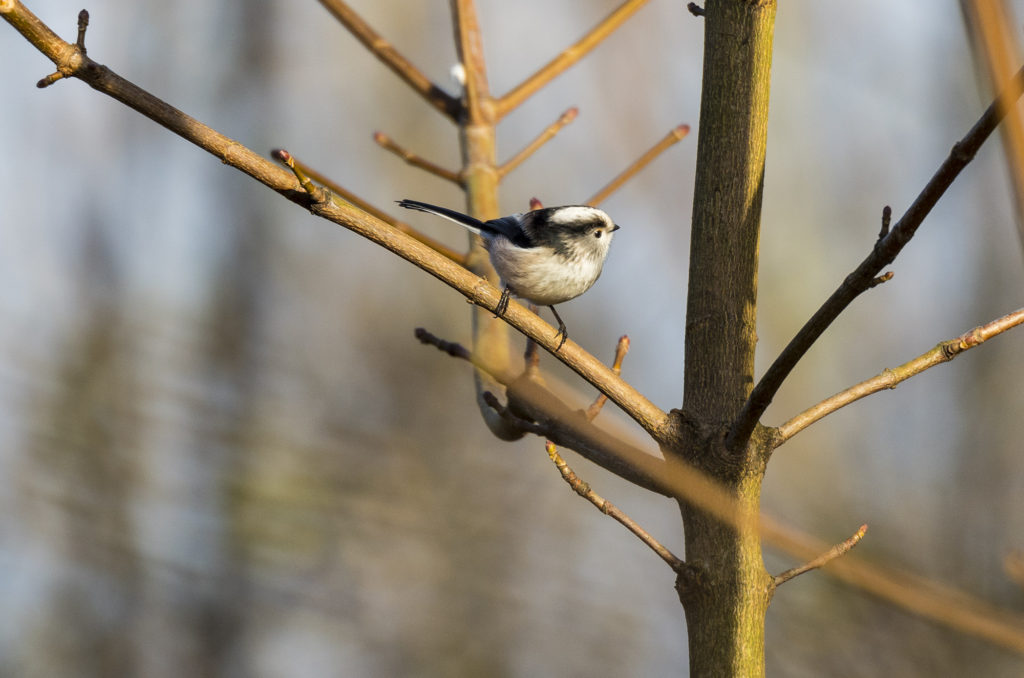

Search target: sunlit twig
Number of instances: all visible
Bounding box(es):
[496,0,652,119]
[546,441,685,572]
[763,516,1024,654]
[272,150,464,263]
[373,131,461,184]
[317,0,461,120]
[498,107,578,178]
[777,306,1024,444]
[585,335,630,420]
[587,124,690,206]
[773,524,867,586]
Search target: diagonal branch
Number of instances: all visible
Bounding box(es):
[776,306,1024,444]
[763,516,1024,654]
[0,1,297,196]
[497,106,578,179]
[317,0,462,120]
[373,130,462,184]
[545,441,685,572]
[272,149,465,263]
[414,326,672,493]
[495,0,652,119]
[728,61,1024,451]
[773,524,867,587]
[483,388,672,495]
[587,123,690,206]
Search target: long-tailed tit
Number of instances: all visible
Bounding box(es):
[397,199,619,349]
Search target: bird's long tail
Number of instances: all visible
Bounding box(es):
[397,199,486,235]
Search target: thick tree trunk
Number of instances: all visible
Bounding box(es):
[676,1,777,675]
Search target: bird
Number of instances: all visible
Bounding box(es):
[397,199,619,350]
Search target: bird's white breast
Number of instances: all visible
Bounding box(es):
[487,238,606,306]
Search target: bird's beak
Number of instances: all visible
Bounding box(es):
[611,224,621,232]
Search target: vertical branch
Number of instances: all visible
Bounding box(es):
[449,0,519,439]
[960,0,1024,253]
[684,5,773,424]
[676,1,778,677]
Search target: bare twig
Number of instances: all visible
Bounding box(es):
[868,271,894,288]
[728,61,1024,451]
[373,131,462,184]
[687,3,706,17]
[587,124,690,206]
[545,441,685,571]
[776,306,1024,444]
[274,149,328,203]
[414,327,472,361]
[773,524,867,587]
[272,150,464,263]
[74,7,87,50]
[878,204,892,240]
[763,516,1024,654]
[316,0,461,120]
[497,106,578,179]
[496,0,652,119]
[585,335,630,420]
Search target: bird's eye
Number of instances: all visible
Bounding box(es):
[594,230,603,238]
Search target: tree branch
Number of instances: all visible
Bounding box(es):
[776,306,1024,444]
[497,106,578,179]
[416,326,673,493]
[316,0,462,121]
[585,334,630,420]
[545,441,685,572]
[763,516,1024,654]
[495,0,652,119]
[417,326,754,522]
[728,61,1024,451]
[271,150,465,263]
[448,0,522,441]
[773,524,867,587]
[587,124,690,207]
[0,1,295,195]
[373,130,462,184]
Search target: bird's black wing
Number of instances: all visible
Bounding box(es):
[483,215,533,248]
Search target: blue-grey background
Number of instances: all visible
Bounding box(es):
[2,1,1023,676]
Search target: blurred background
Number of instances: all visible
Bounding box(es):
[2,1,1024,675]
